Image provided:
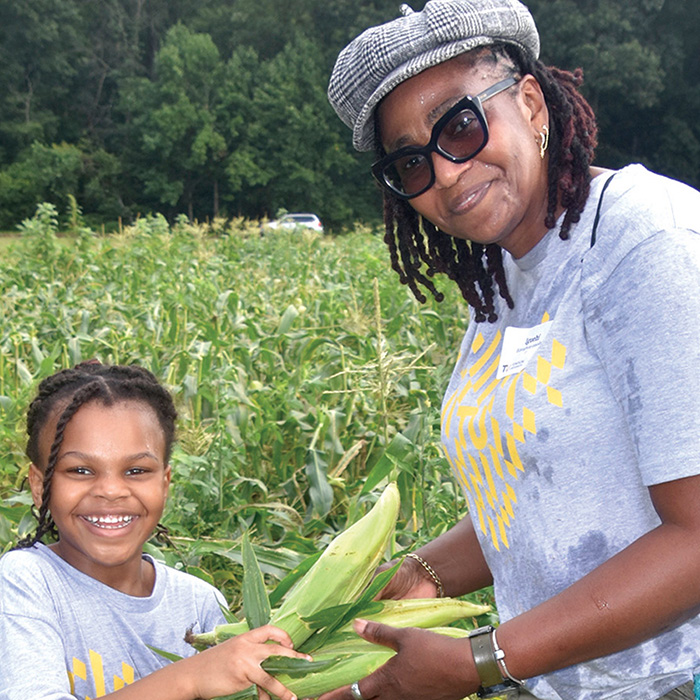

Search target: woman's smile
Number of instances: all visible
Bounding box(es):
[377,55,553,258]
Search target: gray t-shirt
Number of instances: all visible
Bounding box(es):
[0,543,226,699]
[441,165,700,700]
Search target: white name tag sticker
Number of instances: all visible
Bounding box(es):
[497,320,553,379]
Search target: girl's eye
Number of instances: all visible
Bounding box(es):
[67,466,92,476]
[126,467,150,476]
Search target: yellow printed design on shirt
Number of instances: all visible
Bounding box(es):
[441,317,566,551]
[68,652,135,698]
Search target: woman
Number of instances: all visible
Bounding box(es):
[324,1,700,699]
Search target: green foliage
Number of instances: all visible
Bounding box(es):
[1,0,696,230]
[0,143,83,229]
[0,214,470,602]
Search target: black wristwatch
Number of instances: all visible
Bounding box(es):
[468,625,519,698]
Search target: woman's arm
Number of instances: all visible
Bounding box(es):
[320,473,700,700]
[377,515,493,600]
[500,474,700,679]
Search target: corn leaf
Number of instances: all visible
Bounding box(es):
[242,532,271,629]
[302,601,384,629]
[147,645,183,662]
[361,433,414,494]
[300,560,402,653]
[260,654,348,677]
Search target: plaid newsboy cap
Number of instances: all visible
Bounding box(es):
[328,0,540,152]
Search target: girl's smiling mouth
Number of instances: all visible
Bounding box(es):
[81,514,138,530]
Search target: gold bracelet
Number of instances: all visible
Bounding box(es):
[406,552,444,597]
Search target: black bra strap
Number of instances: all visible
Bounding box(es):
[590,172,618,248]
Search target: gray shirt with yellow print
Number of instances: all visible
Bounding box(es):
[0,543,226,699]
[441,165,700,700]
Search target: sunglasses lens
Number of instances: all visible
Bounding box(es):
[383,154,432,196]
[437,108,485,159]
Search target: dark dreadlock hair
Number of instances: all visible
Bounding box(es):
[15,361,178,549]
[378,43,598,322]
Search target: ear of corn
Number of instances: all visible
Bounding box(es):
[190,483,491,700]
[347,596,490,630]
[269,626,473,698]
[185,619,250,651]
[269,482,401,647]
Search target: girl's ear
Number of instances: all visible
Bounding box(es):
[162,464,172,504]
[28,464,44,508]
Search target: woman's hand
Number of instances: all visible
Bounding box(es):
[374,557,441,600]
[187,624,311,700]
[318,620,478,700]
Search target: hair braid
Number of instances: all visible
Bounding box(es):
[15,361,177,550]
[376,44,598,322]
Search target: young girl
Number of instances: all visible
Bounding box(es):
[0,361,307,700]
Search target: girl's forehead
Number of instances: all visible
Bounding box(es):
[36,398,165,468]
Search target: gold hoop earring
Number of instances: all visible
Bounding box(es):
[539,125,550,159]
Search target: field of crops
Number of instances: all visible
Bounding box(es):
[0,204,491,613]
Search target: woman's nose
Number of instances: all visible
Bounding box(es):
[431,152,474,189]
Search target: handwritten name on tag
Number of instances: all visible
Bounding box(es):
[497,321,553,379]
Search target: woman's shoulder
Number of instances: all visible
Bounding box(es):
[599,164,700,231]
[582,164,700,274]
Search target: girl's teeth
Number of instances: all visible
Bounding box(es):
[84,515,135,529]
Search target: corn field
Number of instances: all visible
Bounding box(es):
[0,204,492,614]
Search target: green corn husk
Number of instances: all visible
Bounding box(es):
[185,619,250,651]
[274,626,472,698]
[276,648,395,698]
[347,596,490,630]
[193,483,491,700]
[269,482,401,647]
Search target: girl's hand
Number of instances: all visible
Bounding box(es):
[318,620,477,700]
[188,624,311,700]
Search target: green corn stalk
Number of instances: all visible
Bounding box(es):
[269,482,401,647]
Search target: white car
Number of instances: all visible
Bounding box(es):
[264,213,324,233]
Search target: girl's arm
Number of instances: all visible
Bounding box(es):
[105,625,309,700]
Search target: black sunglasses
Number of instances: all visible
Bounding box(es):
[371,77,519,199]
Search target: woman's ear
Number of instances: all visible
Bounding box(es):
[518,73,549,131]
[28,464,44,509]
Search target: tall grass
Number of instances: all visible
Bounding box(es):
[0,205,489,610]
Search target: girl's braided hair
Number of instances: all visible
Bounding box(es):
[378,43,598,322]
[15,361,177,549]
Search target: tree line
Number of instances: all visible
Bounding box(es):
[0,0,697,231]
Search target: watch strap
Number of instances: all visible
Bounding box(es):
[469,626,519,698]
